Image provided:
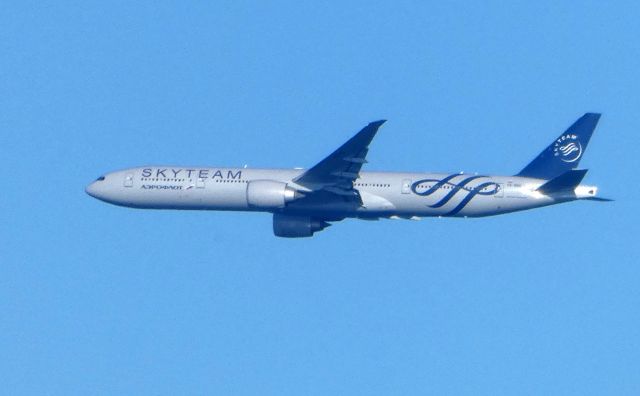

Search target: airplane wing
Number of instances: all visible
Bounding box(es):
[293,120,386,202]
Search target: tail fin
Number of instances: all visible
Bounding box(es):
[517,113,601,180]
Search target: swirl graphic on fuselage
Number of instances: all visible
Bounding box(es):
[411,174,500,216]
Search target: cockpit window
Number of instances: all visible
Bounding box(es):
[96,176,106,181]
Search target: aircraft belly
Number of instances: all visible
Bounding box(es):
[357,190,396,213]
[123,188,195,209]
[199,185,249,210]
[388,191,545,218]
[120,183,250,210]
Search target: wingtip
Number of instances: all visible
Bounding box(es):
[583,196,614,202]
[369,119,387,127]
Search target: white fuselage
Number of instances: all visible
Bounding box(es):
[85,166,598,220]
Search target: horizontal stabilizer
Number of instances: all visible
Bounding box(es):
[582,196,614,202]
[537,169,588,195]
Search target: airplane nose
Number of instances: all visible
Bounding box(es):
[86,175,108,200]
[85,181,99,198]
[86,175,122,204]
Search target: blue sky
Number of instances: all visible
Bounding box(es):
[1,1,639,394]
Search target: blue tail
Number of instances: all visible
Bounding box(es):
[517,113,601,180]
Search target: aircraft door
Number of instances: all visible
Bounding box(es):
[124,173,134,187]
[401,179,412,194]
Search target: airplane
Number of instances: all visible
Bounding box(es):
[86,113,610,237]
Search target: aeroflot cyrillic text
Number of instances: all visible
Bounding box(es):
[141,168,242,180]
[141,185,183,190]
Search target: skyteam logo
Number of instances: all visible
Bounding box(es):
[410,174,500,216]
[554,134,582,163]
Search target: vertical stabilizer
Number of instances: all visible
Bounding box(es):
[517,113,600,180]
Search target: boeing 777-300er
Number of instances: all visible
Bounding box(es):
[86,113,610,237]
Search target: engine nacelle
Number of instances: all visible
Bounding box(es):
[246,180,299,209]
[273,213,331,238]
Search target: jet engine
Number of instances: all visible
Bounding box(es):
[246,180,301,209]
[272,213,331,238]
